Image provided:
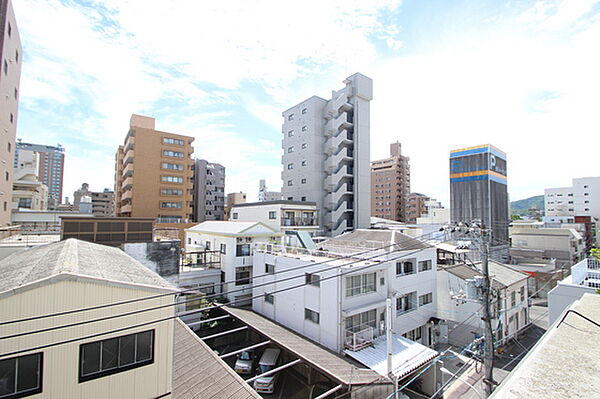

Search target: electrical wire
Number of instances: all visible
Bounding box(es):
[0,230,438,327]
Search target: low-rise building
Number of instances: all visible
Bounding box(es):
[0,238,177,399]
[225,192,246,220]
[231,200,319,246]
[61,216,154,246]
[509,223,585,268]
[437,262,530,347]
[12,150,48,210]
[252,229,438,352]
[12,209,93,234]
[184,221,282,305]
[74,183,115,217]
[547,257,600,325]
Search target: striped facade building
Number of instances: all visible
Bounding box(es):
[449,144,509,244]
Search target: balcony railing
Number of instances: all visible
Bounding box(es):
[155,217,190,224]
[345,326,374,351]
[281,217,316,227]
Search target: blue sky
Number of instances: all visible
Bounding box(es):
[13,0,600,205]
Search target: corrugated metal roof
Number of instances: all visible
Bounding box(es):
[344,334,438,379]
[172,319,262,399]
[223,306,382,386]
[0,238,175,296]
[441,261,528,289]
[319,229,431,254]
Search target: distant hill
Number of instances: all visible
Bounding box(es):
[511,195,544,216]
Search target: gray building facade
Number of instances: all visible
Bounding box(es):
[193,159,225,222]
[281,73,372,237]
[449,144,509,244]
[14,141,65,209]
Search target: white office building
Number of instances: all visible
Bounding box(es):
[281,73,372,237]
[544,176,600,221]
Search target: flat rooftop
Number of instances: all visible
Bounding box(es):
[232,200,317,208]
[491,293,600,398]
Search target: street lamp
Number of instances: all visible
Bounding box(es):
[440,366,484,399]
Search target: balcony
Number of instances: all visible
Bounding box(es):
[345,326,374,351]
[123,163,134,177]
[281,217,316,227]
[120,204,132,214]
[121,190,133,201]
[121,176,134,190]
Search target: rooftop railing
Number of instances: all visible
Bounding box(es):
[345,326,374,351]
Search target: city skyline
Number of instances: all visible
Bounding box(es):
[12,0,600,206]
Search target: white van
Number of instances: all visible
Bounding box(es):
[253,348,281,394]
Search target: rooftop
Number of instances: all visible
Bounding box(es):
[491,293,600,398]
[232,200,317,208]
[441,261,528,289]
[0,238,175,297]
[186,221,280,236]
[172,318,261,399]
[223,306,382,386]
[318,229,431,254]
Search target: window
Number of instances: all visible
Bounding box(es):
[161,188,183,196]
[288,130,294,137]
[7,22,11,37]
[5,171,8,181]
[18,198,32,209]
[6,142,10,152]
[79,330,153,382]
[345,309,376,332]
[287,180,293,186]
[305,308,319,324]
[3,60,7,75]
[511,291,516,307]
[520,286,525,302]
[14,88,17,99]
[236,244,251,257]
[205,241,211,250]
[396,292,417,315]
[163,137,184,145]
[268,211,276,219]
[265,263,275,274]
[160,201,182,208]
[403,326,422,342]
[220,243,226,254]
[396,260,415,276]
[0,352,43,398]
[15,50,18,64]
[301,160,307,166]
[301,196,306,201]
[265,293,274,304]
[301,108,307,114]
[9,113,13,124]
[235,266,251,285]
[346,273,376,297]
[418,260,432,272]
[301,143,307,149]
[288,113,294,121]
[162,150,184,158]
[287,163,294,169]
[419,293,433,306]
[162,162,184,171]
[305,273,320,287]
[301,178,307,184]
[302,125,307,132]
[287,146,294,153]
[161,176,183,183]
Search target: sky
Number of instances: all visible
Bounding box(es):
[12,0,600,205]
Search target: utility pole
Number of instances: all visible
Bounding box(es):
[386,297,398,399]
[480,226,495,397]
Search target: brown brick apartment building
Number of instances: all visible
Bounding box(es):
[371,142,410,221]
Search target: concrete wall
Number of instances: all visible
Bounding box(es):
[0,0,22,225]
[0,279,175,399]
[123,241,180,283]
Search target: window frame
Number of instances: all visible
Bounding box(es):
[78,330,154,383]
[0,352,43,399]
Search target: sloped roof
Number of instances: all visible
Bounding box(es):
[0,238,175,296]
[172,319,261,399]
[441,261,528,289]
[186,221,279,236]
[319,229,431,254]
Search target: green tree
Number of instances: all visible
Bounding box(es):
[591,248,600,261]
[511,214,522,221]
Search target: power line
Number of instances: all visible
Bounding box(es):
[0,238,436,358]
[0,231,437,327]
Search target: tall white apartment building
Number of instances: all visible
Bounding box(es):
[281,73,372,237]
[545,177,600,221]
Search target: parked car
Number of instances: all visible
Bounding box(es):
[234,349,260,375]
[253,348,282,394]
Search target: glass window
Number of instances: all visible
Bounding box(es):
[346,273,376,297]
[163,137,184,145]
[236,244,251,257]
[305,273,320,287]
[418,260,432,272]
[79,330,154,382]
[396,292,417,315]
[265,263,275,274]
[396,260,416,276]
[232,212,238,220]
[235,266,251,285]
[265,293,274,304]
[304,308,319,324]
[268,211,276,219]
[419,292,433,306]
[220,243,226,254]
[0,353,43,398]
